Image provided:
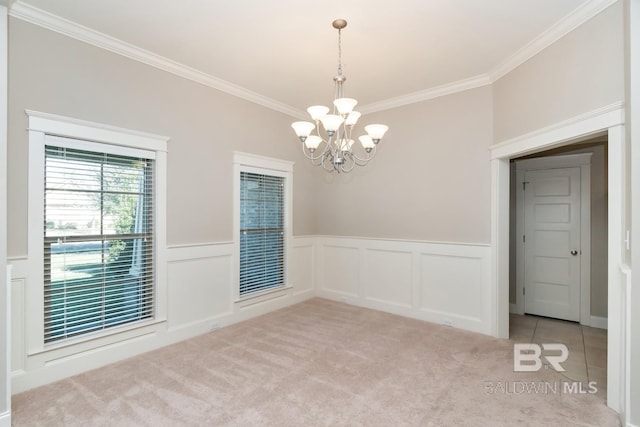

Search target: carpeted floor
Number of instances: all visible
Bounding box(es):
[11,298,620,426]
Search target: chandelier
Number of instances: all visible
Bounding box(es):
[291,19,389,173]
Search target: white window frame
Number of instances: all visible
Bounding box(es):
[26,110,168,355]
[233,152,293,302]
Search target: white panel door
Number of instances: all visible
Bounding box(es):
[523,167,581,321]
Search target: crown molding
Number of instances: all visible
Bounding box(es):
[489,0,619,82]
[358,74,492,114]
[9,1,307,119]
[8,0,617,118]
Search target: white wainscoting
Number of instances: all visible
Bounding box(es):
[1,266,11,427]
[8,235,487,392]
[8,236,315,393]
[315,236,493,335]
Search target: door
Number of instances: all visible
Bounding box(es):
[523,167,581,321]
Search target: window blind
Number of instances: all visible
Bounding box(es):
[239,171,285,296]
[44,145,154,343]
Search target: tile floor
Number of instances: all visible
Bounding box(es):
[510,313,607,394]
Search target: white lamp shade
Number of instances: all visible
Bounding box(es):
[339,139,355,151]
[358,135,375,149]
[319,114,345,132]
[291,121,315,138]
[365,124,389,140]
[345,111,361,126]
[307,105,330,121]
[304,135,322,150]
[333,98,358,115]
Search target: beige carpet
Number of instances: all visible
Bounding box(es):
[12,298,620,426]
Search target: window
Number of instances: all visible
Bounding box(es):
[239,172,284,295]
[28,111,168,351]
[234,152,292,298]
[44,139,155,343]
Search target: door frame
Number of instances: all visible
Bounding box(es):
[0,5,8,427]
[514,154,592,324]
[489,102,627,414]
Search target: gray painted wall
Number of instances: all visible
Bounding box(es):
[7,18,316,258]
[309,2,625,245]
[7,2,625,255]
[311,86,494,243]
[493,1,624,142]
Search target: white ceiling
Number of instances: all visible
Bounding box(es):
[10,0,611,116]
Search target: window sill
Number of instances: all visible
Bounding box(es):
[29,318,167,358]
[235,285,292,308]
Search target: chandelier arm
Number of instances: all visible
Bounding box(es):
[321,150,330,169]
[312,157,325,168]
[301,137,334,162]
[340,153,357,173]
[301,145,326,162]
[309,148,332,168]
[351,156,370,167]
[349,145,377,165]
[342,124,352,141]
[321,152,337,173]
[350,154,370,167]
[301,145,318,161]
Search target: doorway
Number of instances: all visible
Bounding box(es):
[510,142,607,327]
[490,103,626,412]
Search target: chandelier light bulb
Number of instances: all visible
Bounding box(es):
[333,98,358,115]
[291,121,315,140]
[365,124,389,142]
[307,105,330,121]
[304,135,323,150]
[345,111,361,126]
[358,135,375,150]
[319,114,345,133]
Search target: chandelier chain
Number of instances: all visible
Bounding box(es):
[337,28,343,76]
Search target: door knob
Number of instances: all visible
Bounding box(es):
[570,250,578,256]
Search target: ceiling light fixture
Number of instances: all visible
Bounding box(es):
[291,19,389,173]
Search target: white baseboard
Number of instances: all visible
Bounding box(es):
[315,236,492,336]
[589,315,608,330]
[0,410,10,427]
[9,239,317,393]
[319,289,487,334]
